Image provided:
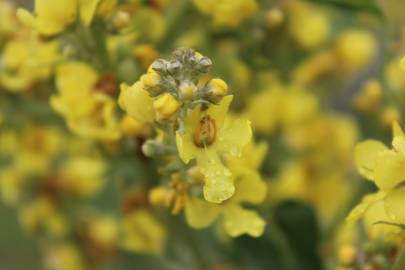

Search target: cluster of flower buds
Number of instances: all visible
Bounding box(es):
[139,48,228,121]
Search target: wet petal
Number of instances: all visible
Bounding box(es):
[231,169,267,204]
[218,117,252,157]
[222,204,265,238]
[185,196,220,229]
[354,140,387,180]
[197,149,235,203]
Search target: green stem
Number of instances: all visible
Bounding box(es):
[392,245,405,270]
[266,213,300,270]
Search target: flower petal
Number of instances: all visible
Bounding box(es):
[231,169,267,204]
[346,191,386,224]
[118,82,155,123]
[374,150,405,190]
[354,140,387,181]
[222,204,265,238]
[184,196,220,229]
[384,186,405,224]
[175,105,201,164]
[197,149,235,203]
[218,117,252,157]
[207,95,233,127]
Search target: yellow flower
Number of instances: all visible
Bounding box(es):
[17,0,100,36]
[0,169,25,206]
[19,197,68,237]
[0,34,59,91]
[45,243,86,270]
[334,29,377,73]
[119,82,155,123]
[50,62,120,141]
[87,215,118,248]
[185,167,267,237]
[287,0,330,49]
[193,0,258,27]
[355,121,405,190]
[57,156,105,198]
[349,122,405,237]
[120,210,166,254]
[176,95,252,203]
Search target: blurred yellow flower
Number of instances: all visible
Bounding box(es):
[0,34,59,91]
[193,0,258,27]
[51,61,121,141]
[17,0,104,36]
[120,210,166,254]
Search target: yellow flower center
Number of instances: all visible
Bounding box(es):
[193,115,216,147]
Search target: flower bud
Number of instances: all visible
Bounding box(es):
[151,59,167,72]
[167,60,182,75]
[112,11,130,29]
[149,186,174,208]
[153,93,181,121]
[266,8,284,29]
[196,56,212,73]
[141,140,162,157]
[206,78,228,103]
[141,71,163,96]
[179,80,197,100]
[338,245,357,266]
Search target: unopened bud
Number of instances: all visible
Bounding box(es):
[141,71,163,96]
[141,140,161,157]
[149,187,174,208]
[167,60,182,75]
[151,59,167,73]
[113,11,130,29]
[266,8,284,29]
[153,93,181,121]
[338,245,357,266]
[179,80,197,100]
[206,78,228,103]
[197,57,212,73]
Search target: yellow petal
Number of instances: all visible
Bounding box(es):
[175,105,201,164]
[231,169,267,204]
[120,210,166,254]
[217,117,252,157]
[207,95,233,127]
[374,150,405,190]
[363,199,401,238]
[393,121,404,137]
[393,136,405,156]
[197,149,235,203]
[184,196,220,229]
[222,204,266,238]
[346,191,386,224]
[56,62,98,95]
[79,0,99,25]
[118,82,155,123]
[384,186,405,224]
[18,0,77,35]
[354,140,387,180]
